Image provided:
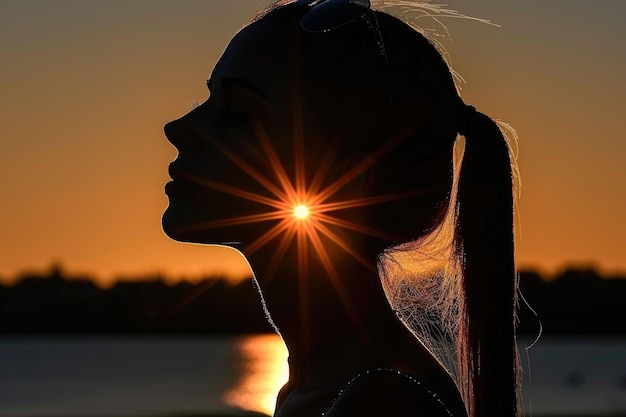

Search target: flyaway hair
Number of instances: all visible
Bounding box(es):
[371,0,498,90]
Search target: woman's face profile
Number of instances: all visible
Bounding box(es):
[162,14,453,264]
[163,18,333,247]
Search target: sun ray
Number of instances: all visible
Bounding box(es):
[297,222,311,358]
[310,219,377,272]
[313,152,380,203]
[306,135,340,197]
[305,226,361,325]
[207,137,290,202]
[253,122,298,202]
[314,213,397,241]
[171,212,288,234]
[244,218,293,256]
[190,177,289,210]
[262,226,298,287]
[292,94,307,199]
[314,191,421,213]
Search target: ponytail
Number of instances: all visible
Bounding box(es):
[456,106,520,417]
[378,104,521,417]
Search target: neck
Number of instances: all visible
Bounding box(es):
[250,249,414,388]
[286,304,410,389]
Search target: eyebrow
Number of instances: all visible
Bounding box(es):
[207,77,269,101]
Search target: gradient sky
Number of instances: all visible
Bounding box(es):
[1,0,624,286]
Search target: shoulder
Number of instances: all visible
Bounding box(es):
[323,369,454,417]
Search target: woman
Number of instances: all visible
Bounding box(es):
[163,1,520,416]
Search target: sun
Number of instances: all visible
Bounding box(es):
[294,205,309,220]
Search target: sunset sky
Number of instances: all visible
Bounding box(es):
[1,0,624,286]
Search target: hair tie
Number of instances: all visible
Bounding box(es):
[457,104,477,136]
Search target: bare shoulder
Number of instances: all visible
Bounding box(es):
[323,369,455,417]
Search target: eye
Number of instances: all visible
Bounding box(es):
[206,79,246,120]
[206,77,265,123]
[217,98,249,122]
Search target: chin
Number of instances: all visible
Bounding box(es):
[162,209,193,243]
[161,206,242,247]
[161,204,205,243]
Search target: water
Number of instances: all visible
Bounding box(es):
[0,335,624,416]
[0,335,287,416]
[518,336,626,415]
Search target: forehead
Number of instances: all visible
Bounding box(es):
[211,17,295,90]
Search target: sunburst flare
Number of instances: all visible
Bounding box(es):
[294,205,310,220]
[169,109,417,325]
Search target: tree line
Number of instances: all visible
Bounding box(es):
[1,264,624,335]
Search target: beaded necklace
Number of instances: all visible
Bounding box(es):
[321,367,454,416]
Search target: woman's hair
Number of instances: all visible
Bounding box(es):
[252,2,521,417]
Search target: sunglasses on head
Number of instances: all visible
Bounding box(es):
[296,0,388,63]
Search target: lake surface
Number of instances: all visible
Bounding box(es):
[0,335,624,416]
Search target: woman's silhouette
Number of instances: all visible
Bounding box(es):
[163,1,520,416]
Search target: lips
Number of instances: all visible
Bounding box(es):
[165,163,207,197]
[168,162,186,181]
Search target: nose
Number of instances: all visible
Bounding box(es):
[164,117,198,152]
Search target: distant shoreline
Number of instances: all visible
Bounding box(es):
[2,265,625,335]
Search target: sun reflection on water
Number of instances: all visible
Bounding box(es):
[223,334,289,416]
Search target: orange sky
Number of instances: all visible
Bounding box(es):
[1,1,624,286]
